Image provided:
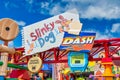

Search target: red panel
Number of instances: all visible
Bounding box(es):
[13,38,120,64]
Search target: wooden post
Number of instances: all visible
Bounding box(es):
[0,42,8,76]
[0,18,19,77]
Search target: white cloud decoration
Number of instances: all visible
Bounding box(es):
[16,21,26,27]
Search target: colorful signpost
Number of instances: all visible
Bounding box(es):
[0,18,19,79]
[22,9,82,56]
[1,8,120,80]
[61,32,96,72]
[22,9,96,73]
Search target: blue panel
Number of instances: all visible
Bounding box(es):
[60,32,96,51]
[64,32,96,37]
[68,51,88,72]
[41,64,52,71]
[0,76,5,80]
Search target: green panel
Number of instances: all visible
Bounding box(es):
[8,63,28,70]
[71,54,84,65]
[6,78,18,80]
[0,61,28,70]
[0,61,3,66]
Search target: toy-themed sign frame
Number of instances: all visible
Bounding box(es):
[60,32,96,51]
[22,9,82,55]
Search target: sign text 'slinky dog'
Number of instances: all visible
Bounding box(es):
[23,9,82,55]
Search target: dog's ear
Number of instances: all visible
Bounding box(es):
[59,15,65,20]
[55,20,61,24]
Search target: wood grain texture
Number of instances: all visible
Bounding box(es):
[0,45,15,54]
[0,18,19,41]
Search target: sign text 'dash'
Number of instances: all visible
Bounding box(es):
[60,32,96,51]
[62,36,95,45]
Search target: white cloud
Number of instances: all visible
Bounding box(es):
[4,1,9,8]
[0,41,14,47]
[25,0,33,4]
[4,1,18,9]
[95,31,112,40]
[111,23,120,33]
[50,3,64,15]
[83,29,113,40]
[8,41,14,48]
[49,0,120,19]
[41,2,49,8]
[0,41,4,45]
[82,6,120,19]
[16,21,26,26]
[4,0,120,19]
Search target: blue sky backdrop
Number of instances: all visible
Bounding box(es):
[0,0,120,48]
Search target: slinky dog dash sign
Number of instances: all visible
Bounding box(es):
[22,9,82,55]
[60,32,96,51]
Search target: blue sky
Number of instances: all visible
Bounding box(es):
[0,0,120,48]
